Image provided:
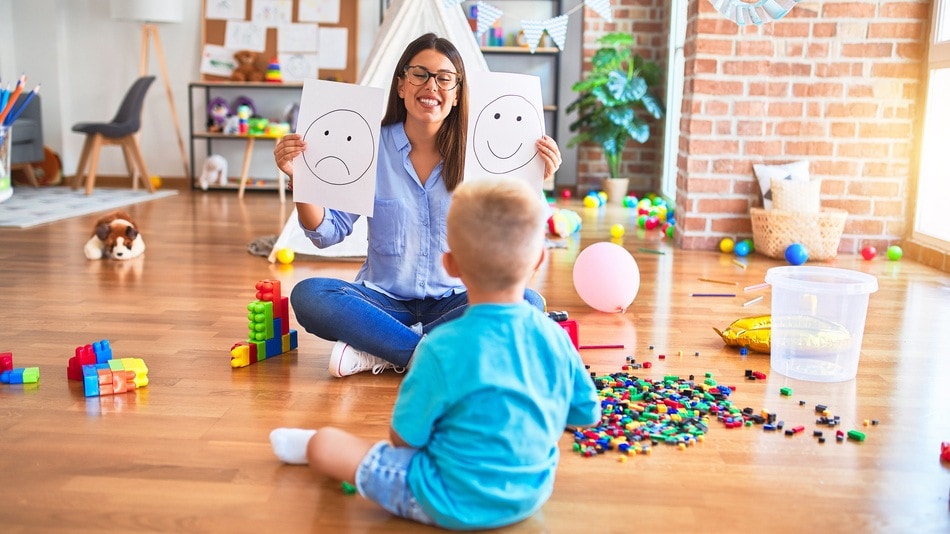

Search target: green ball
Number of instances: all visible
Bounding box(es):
[886,245,903,261]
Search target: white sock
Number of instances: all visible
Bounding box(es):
[270,428,317,465]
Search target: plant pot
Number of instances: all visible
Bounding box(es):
[602,178,629,206]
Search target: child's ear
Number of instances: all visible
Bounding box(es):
[533,247,547,272]
[442,251,462,278]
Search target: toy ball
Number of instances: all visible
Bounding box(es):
[665,223,675,239]
[638,198,652,210]
[886,245,903,261]
[572,242,641,313]
[583,195,600,208]
[150,175,162,189]
[276,248,295,264]
[740,238,754,253]
[561,188,572,199]
[644,216,660,231]
[610,224,625,238]
[637,214,648,229]
[861,245,877,261]
[719,238,735,254]
[623,195,638,208]
[597,191,608,203]
[734,240,751,257]
[784,243,809,265]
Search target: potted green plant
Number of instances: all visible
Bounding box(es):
[567,32,665,204]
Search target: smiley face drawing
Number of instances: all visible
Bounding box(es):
[301,109,376,186]
[472,94,543,175]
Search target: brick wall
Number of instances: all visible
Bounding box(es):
[675,0,930,252]
[577,0,670,195]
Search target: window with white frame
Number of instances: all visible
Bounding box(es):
[913,0,950,246]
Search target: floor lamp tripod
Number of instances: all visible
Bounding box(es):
[140,23,190,179]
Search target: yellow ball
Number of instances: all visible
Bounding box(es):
[276,248,295,264]
[150,175,162,189]
[583,195,600,208]
[719,238,735,254]
[610,224,625,238]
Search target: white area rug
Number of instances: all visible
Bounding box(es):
[0,186,178,228]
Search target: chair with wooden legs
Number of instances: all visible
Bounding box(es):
[71,76,156,195]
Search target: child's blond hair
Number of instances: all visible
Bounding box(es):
[447,179,546,292]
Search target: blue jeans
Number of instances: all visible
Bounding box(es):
[355,441,435,526]
[290,278,545,367]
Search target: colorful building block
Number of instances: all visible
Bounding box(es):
[0,352,12,372]
[231,280,298,368]
[1,367,39,384]
[81,357,148,397]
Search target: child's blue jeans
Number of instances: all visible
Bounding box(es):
[290,277,544,367]
[355,441,435,525]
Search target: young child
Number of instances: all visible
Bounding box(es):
[270,178,600,530]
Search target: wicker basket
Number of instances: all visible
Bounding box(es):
[750,207,848,261]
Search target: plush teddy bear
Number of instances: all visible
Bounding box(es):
[231,50,264,82]
[84,210,146,261]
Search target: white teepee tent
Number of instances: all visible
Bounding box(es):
[267,0,488,262]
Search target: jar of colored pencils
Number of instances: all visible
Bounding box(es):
[0,125,12,203]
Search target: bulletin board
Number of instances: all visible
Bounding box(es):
[200,0,358,83]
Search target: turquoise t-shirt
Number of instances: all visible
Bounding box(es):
[391,302,601,530]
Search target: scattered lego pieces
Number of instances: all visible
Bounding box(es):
[780,387,793,396]
[341,481,357,495]
[0,352,39,385]
[847,430,866,442]
[941,442,950,463]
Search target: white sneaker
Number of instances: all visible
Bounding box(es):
[329,341,395,377]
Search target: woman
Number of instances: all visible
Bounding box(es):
[274,33,562,377]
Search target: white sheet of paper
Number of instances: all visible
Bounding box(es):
[251,0,292,26]
[464,72,546,194]
[224,20,268,52]
[318,27,348,70]
[200,44,238,77]
[278,23,319,52]
[298,0,340,23]
[279,53,320,82]
[292,80,384,217]
[206,0,246,20]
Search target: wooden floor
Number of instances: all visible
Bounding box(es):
[1,183,948,533]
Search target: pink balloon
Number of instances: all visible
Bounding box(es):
[572,242,641,313]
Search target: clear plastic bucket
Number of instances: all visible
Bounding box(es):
[765,266,878,382]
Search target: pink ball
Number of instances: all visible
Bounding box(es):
[572,242,641,313]
[861,245,877,261]
[561,188,572,200]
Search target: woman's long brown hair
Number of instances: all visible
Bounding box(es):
[381,33,468,191]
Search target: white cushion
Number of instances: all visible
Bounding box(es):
[752,160,810,209]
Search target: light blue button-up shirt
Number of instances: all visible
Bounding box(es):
[301,122,465,300]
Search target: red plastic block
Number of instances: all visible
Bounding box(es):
[559,320,579,349]
[0,352,12,372]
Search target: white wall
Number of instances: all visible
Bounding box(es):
[0,0,381,181]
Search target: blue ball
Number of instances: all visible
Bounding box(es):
[784,243,809,265]
[734,241,751,257]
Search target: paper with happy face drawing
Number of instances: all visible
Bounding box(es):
[293,79,384,216]
[464,72,546,194]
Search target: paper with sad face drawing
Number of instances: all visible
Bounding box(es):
[292,79,384,217]
[464,72,546,194]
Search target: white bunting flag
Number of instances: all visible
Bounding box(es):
[584,0,613,23]
[520,19,545,54]
[544,14,569,50]
[475,1,504,39]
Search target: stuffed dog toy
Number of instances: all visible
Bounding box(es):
[198,154,229,190]
[84,210,146,260]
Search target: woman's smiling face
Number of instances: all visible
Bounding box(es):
[397,49,460,126]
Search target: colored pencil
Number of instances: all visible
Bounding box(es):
[699,277,737,286]
[732,259,748,269]
[0,83,9,117]
[638,247,665,255]
[691,293,736,297]
[0,75,26,126]
[744,282,770,292]
[578,344,625,349]
[743,296,764,307]
[5,85,40,126]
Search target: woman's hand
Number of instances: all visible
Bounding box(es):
[537,135,562,187]
[274,134,307,188]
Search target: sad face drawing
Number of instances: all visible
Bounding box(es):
[301,109,376,186]
[472,94,543,175]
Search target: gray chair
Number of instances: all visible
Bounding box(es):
[71,76,155,195]
[10,93,43,187]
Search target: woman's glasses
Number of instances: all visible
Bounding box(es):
[402,65,462,91]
